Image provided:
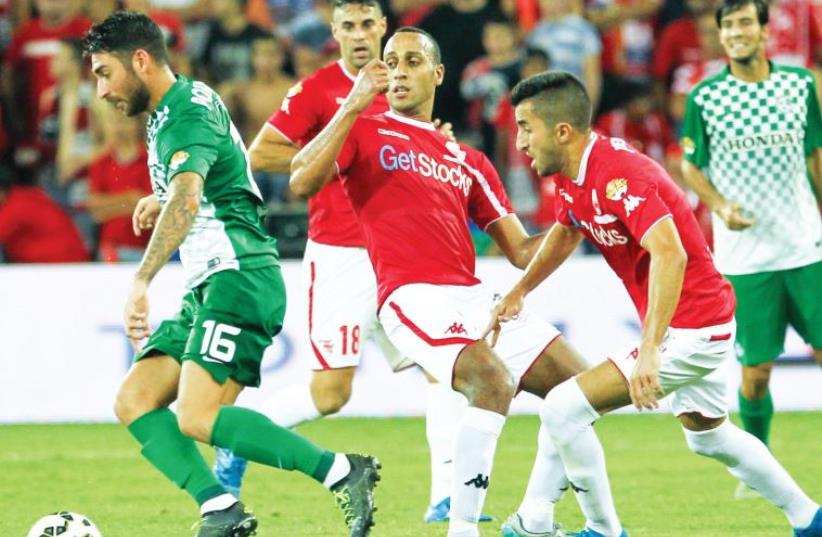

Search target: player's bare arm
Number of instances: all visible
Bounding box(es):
[485,214,546,269]
[124,173,203,350]
[248,124,299,174]
[807,148,822,202]
[681,159,755,230]
[290,59,389,198]
[632,216,687,410]
[483,223,583,345]
[131,194,161,236]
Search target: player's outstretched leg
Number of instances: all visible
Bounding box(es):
[213,382,324,495]
[681,415,820,535]
[539,376,626,537]
[500,424,569,537]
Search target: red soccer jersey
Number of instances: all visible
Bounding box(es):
[268,60,389,247]
[88,147,153,250]
[336,111,513,306]
[0,186,89,263]
[4,16,92,143]
[553,134,734,328]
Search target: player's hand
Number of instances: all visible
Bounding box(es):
[482,287,525,347]
[716,201,754,231]
[124,279,151,352]
[629,344,664,411]
[132,194,161,236]
[346,59,389,114]
[433,118,455,141]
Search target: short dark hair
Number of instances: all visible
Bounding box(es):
[393,26,441,64]
[333,0,382,11]
[82,11,169,65]
[510,71,591,130]
[715,0,768,27]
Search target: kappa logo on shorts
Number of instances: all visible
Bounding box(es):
[445,322,467,335]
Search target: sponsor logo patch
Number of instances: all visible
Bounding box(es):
[605,178,628,201]
[169,150,189,171]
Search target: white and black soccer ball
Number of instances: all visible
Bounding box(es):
[26,512,102,537]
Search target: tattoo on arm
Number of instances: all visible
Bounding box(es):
[135,172,204,283]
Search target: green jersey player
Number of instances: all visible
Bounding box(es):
[83,12,378,537]
[681,0,822,497]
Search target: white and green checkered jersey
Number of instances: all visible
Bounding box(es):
[681,63,822,275]
[146,75,279,289]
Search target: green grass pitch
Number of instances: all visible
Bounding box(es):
[3,413,820,536]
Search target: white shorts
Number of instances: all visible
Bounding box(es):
[378,282,561,386]
[302,240,411,371]
[607,320,736,418]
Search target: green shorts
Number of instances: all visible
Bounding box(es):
[135,265,286,387]
[726,260,822,366]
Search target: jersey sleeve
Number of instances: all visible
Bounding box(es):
[680,90,710,168]
[599,170,672,245]
[804,74,822,155]
[268,78,322,144]
[334,119,362,176]
[159,113,220,183]
[467,152,513,230]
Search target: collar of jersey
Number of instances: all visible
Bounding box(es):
[337,60,357,82]
[573,132,597,186]
[385,111,436,131]
[153,74,187,114]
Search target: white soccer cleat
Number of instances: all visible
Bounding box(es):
[500,513,565,537]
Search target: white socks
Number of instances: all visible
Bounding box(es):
[516,424,569,533]
[200,493,238,515]
[426,382,468,505]
[540,379,623,537]
[447,407,506,537]
[322,453,352,489]
[265,383,322,428]
[684,420,818,529]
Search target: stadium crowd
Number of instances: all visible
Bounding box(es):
[0,0,819,262]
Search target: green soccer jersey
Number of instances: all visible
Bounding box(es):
[681,63,822,275]
[146,76,279,288]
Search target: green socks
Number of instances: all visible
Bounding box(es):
[738,389,773,447]
[210,405,335,483]
[127,408,226,505]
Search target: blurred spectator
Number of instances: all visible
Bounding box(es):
[652,0,715,106]
[2,0,91,169]
[0,0,13,53]
[594,80,677,167]
[461,16,522,157]
[200,0,270,83]
[492,47,551,224]
[668,12,725,123]
[766,0,821,68]
[83,0,117,23]
[588,0,661,113]
[289,14,337,78]
[526,0,602,110]
[122,0,188,52]
[87,113,152,262]
[219,35,295,204]
[0,160,90,263]
[419,0,506,133]
[219,35,294,142]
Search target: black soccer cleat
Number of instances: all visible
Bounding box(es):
[330,454,381,537]
[193,501,258,537]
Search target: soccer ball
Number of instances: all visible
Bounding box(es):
[26,512,102,537]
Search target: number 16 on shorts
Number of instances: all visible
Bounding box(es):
[200,320,241,363]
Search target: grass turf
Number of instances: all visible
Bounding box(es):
[3,413,820,537]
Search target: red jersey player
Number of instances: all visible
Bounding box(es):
[214,0,483,523]
[290,28,613,537]
[488,70,822,537]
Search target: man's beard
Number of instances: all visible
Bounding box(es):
[124,80,151,116]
